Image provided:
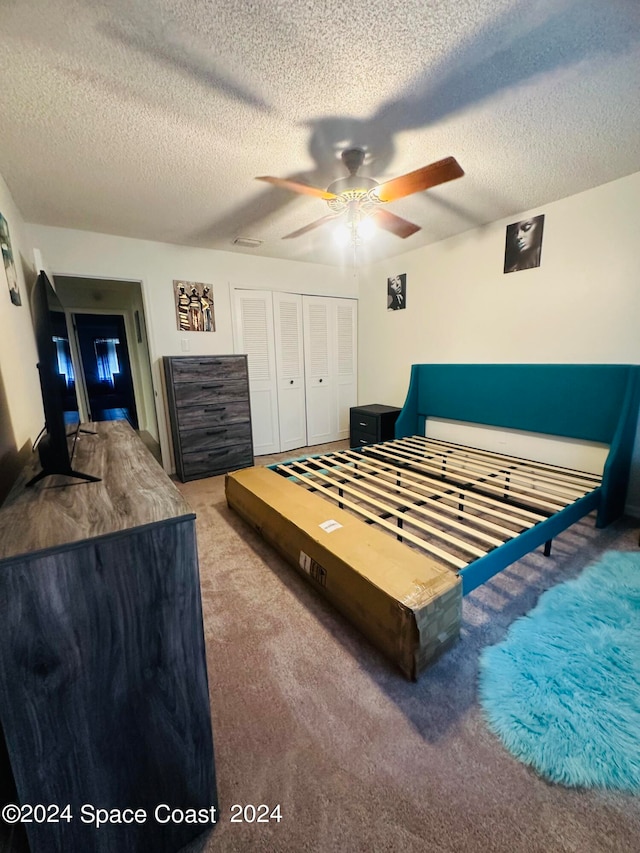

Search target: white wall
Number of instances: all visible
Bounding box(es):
[357,171,640,513]
[23,224,356,468]
[0,174,43,496]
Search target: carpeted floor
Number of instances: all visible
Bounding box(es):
[177,442,640,853]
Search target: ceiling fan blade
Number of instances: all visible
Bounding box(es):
[256,176,337,200]
[282,214,340,239]
[371,209,421,239]
[374,156,464,203]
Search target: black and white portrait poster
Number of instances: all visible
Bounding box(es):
[1,213,21,306]
[504,215,545,273]
[174,280,215,332]
[387,273,407,310]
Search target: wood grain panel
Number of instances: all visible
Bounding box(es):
[179,422,252,454]
[176,400,251,431]
[0,422,217,852]
[173,380,249,408]
[182,444,254,479]
[169,356,247,382]
[0,421,193,562]
[164,356,254,482]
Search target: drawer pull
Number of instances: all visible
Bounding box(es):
[359,421,367,426]
[206,428,228,435]
[204,406,226,413]
[202,384,223,390]
[207,449,230,458]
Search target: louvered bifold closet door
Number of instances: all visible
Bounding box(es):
[302,296,357,445]
[232,289,280,455]
[303,296,334,445]
[273,292,307,452]
[335,298,357,440]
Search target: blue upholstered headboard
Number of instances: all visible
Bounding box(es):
[395,364,640,527]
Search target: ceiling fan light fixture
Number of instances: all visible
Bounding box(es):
[357,217,376,241]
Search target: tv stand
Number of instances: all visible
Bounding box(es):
[0,421,217,852]
[25,424,102,487]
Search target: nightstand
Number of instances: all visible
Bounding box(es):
[350,404,401,448]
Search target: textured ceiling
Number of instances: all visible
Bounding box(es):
[1,0,639,266]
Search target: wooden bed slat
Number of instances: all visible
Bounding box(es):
[331,450,544,527]
[414,435,602,485]
[361,443,566,514]
[275,463,469,570]
[283,459,489,559]
[314,454,508,548]
[397,436,596,498]
[391,438,591,503]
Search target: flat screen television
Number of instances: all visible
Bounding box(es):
[27,270,100,487]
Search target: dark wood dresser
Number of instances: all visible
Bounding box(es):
[163,355,254,482]
[350,404,401,448]
[0,421,217,853]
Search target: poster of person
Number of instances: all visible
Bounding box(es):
[387,273,406,310]
[503,214,545,273]
[1,213,21,306]
[174,280,215,332]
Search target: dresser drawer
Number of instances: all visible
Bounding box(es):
[181,443,254,480]
[179,422,252,454]
[169,357,247,383]
[174,379,248,408]
[176,400,251,431]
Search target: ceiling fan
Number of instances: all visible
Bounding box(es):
[256,148,464,241]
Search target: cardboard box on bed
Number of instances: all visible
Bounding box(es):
[225,466,462,680]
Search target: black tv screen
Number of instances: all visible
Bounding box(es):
[27,271,99,487]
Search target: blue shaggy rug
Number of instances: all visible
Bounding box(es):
[478,551,640,791]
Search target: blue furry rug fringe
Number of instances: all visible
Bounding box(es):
[478,550,640,791]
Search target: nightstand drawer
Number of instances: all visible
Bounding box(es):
[350,410,379,436]
[350,430,378,448]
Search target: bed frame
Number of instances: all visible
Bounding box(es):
[226,364,640,678]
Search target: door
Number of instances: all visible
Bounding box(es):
[72,313,138,427]
[303,296,334,445]
[334,298,358,439]
[303,295,357,444]
[231,289,280,455]
[273,292,307,452]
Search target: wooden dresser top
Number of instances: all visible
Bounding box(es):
[0,420,194,562]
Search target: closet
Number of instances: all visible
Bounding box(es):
[231,289,357,455]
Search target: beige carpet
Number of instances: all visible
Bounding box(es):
[177,443,640,853]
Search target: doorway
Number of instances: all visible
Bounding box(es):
[72,313,138,427]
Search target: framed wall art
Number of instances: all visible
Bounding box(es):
[387,273,406,310]
[174,281,215,332]
[1,213,21,306]
[504,215,545,273]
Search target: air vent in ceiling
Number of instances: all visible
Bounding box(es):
[232,237,263,248]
